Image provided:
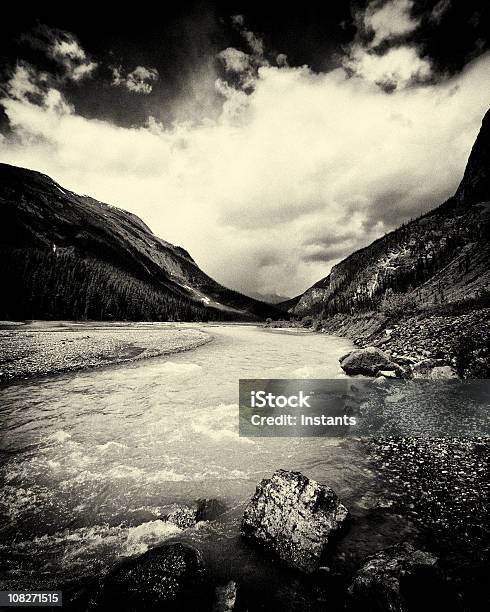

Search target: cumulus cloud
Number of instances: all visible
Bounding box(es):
[112,65,159,94]
[345,45,433,90]
[49,37,98,81]
[216,15,283,119]
[344,0,433,90]
[0,16,489,297]
[1,26,94,123]
[218,15,269,85]
[23,24,97,82]
[5,62,73,114]
[363,0,420,47]
[6,63,46,101]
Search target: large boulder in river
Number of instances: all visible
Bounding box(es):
[98,542,211,611]
[340,347,401,377]
[241,470,349,573]
[347,542,453,612]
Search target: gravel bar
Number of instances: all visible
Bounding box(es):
[0,322,212,383]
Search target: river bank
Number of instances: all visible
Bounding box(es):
[0,321,212,383]
[368,436,489,551]
[322,306,490,376]
[268,304,490,378]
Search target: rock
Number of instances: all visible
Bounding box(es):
[378,370,397,378]
[410,358,438,378]
[347,542,450,612]
[241,469,349,573]
[392,355,418,366]
[99,543,211,611]
[411,359,458,379]
[340,347,401,377]
[166,505,198,529]
[164,498,227,529]
[212,581,237,612]
[429,365,459,379]
[196,498,228,522]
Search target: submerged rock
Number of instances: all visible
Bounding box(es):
[99,542,210,611]
[347,542,452,612]
[164,498,227,529]
[197,498,228,522]
[166,505,198,529]
[241,469,349,573]
[340,347,402,377]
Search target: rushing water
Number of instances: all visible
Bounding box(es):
[0,324,418,607]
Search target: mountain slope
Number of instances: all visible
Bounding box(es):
[0,163,279,321]
[286,109,490,317]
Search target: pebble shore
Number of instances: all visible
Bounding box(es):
[368,436,489,552]
[0,322,212,383]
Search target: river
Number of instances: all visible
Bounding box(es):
[0,324,419,609]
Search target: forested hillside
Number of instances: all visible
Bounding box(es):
[0,250,229,321]
[0,164,278,321]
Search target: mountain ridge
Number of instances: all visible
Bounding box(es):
[284,108,490,317]
[0,163,279,321]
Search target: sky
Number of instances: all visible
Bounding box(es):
[0,0,489,298]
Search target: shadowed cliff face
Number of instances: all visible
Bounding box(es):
[0,164,279,321]
[454,109,490,208]
[288,109,490,317]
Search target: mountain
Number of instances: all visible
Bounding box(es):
[245,291,292,304]
[0,164,280,321]
[285,109,490,318]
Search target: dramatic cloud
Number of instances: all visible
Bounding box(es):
[5,63,73,114]
[216,16,280,119]
[112,65,159,94]
[363,0,420,48]
[49,37,98,81]
[23,24,98,82]
[217,15,269,96]
[218,48,251,73]
[345,45,432,89]
[344,0,433,90]
[6,63,46,101]
[0,14,489,297]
